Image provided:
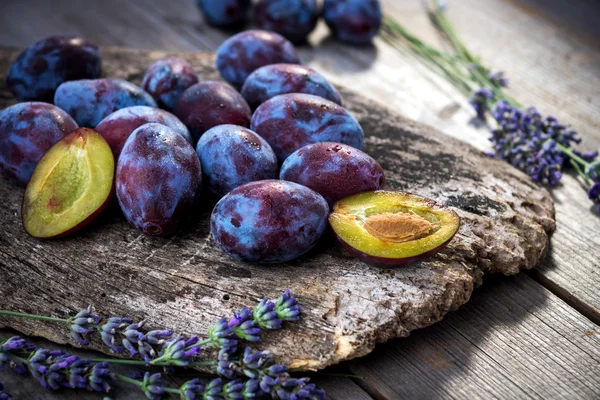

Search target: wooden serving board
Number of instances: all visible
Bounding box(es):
[0,47,556,371]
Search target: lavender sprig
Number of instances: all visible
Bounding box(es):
[152,335,201,366]
[141,372,164,400]
[229,307,261,342]
[275,291,301,322]
[254,299,282,330]
[67,306,100,346]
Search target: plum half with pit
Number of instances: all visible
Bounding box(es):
[196,125,278,198]
[329,191,460,267]
[22,128,114,238]
[280,142,384,207]
[211,180,329,263]
[116,123,202,236]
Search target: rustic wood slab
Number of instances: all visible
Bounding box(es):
[0,47,555,371]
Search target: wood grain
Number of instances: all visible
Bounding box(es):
[347,274,600,400]
[0,47,555,372]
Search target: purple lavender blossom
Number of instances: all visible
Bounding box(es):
[217,347,238,379]
[152,336,201,367]
[68,306,100,346]
[204,378,224,400]
[243,378,264,398]
[275,290,301,322]
[0,336,35,373]
[141,372,164,400]
[229,307,261,342]
[223,379,244,400]
[470,88,494,119]
[100,317,133,352]
[28,348,68,389]
[588,182,600,203]
[180,378,205,400]
[488,71,509,87]
[208,318,237,349]
[88,362,113,393]
[254,299,283,330]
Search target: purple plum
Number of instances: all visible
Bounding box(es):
[142,57,199,111]
[196,125,278,197]
[196,0,252,27]
[216,30,301,88]
[211,180,329,263]
[0,102,78,184]
[174,81,252,141]
[54,78,157,127]
[241,63,342,109]
[7,35,101,101]
[95,106,192,158]
[251,93,363,161]
[280,142,385,207]
[254,0,319,43]
[116,123,202,236]
[323,0,382,44]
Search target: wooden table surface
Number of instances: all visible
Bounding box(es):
[1,0,599,399]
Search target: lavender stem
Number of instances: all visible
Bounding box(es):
[0,310,69,323]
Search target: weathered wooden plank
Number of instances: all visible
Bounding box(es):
[0,47,554,372]
[0,329,371,400]
[347,274,600,400]
[0,0,597,321]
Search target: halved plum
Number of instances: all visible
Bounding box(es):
[329,191,460,267]
[22,128,114,238]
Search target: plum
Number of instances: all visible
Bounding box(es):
[196,0,252,27]
[116,123,202,236]
[0,102,78,184]
[280,142,384,207]
[22,128,114,238]
[329,191,460,267]
[211,180,329,263]
[174,81,252,142]
[95,106,192,158]
[251,93,363,161]
[54,78,157,127]
[142,57,199,111]
[196,125,278,197]
[323,0,382,44]
[7,35,101,101]
[241,64,342,109]
[254,0,319,44]
[216,30,301,88]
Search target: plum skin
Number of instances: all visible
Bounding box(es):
[116,123,202,236]
[7,35,101,101]
[280,142,384,207]
[54,78,157,128]
[196,0,251,26]
[254,0,319,44]
[216,30,301,88]
[174,81,252,142]
[196,125,278,198]
[142,57,199,111]
[241,64,342,109]
[211,180,329,263]
[95,106,192,158]
[251,93,364,161]
[323,0,382,44]
[0,102,78,184]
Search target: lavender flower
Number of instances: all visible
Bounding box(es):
[140,329,173,362]
[67,306,100,346]
[208,318,237,349]
[243,379,264,399]
[470,88,494,119]
[275,377,326,400]
[122,321,146,357]
[0,382,12,400]
[253,299,282,330]
[204,378,223,400]
[217,348,238,379]
[275,291,301,322]
[488,71,509,87]
[180,378,205,400]
[141,372,164,400]
[240,347,270,379]
[586,161,600,183]
[223,379,244,400]
[152,336,201,366]
[88,362,113,393]
[589,182,600,203]
[100,317,133,352]
[1,336,34,373]
[28,348,68,389]
[229,308,260,342]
